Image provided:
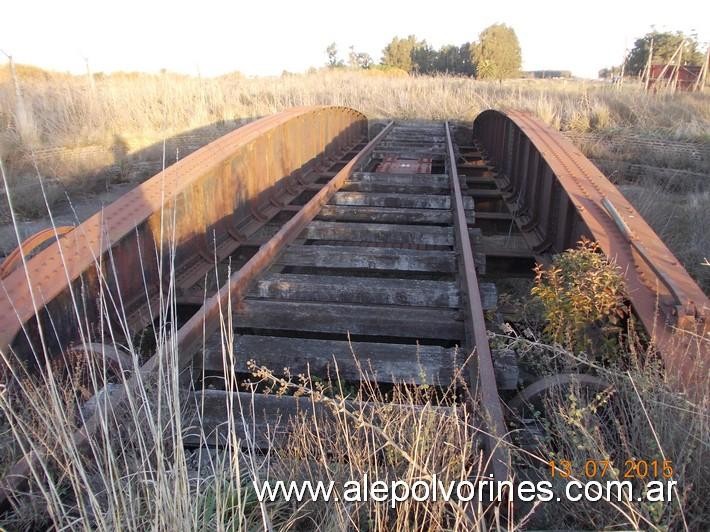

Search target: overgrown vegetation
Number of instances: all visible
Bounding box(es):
[379,35,477,76]
[599,30,707,78]
[0,61,707,529]
[376,24,520,79]
[470,24,522,80]
[375,24,515,76]
[532,239,629,362]
[508,356,708,530]
[493,240,708,529]
[0,183,706,531]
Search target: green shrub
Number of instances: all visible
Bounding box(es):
[532,239,629,361]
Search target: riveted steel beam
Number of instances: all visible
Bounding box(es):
[474,109,708,392]
[0,107,369,372]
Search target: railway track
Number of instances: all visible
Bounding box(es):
[0,106,707,513]
[178,120,510,482]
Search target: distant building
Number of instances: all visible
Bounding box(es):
[522,70,572,79]
[648,64,704,92]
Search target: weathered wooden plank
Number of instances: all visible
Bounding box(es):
[247,218,460,248]
[493,349,520,390]
[462,176,497,186]
[249,273,460,307]
[459,162,495,170]
[249,273,496,309]
[474,211,513,221]
[235,299,464,340]
[373,149,446,158]
[277,245,457,272]
[301,221,454,246]
[200,335,459,384]
[342,181,450,194]
[183,390,459,448]
[200,334,515,388]
[465,189,503,198]
[330,192,474,210]
[317,205,468,225]
[183,390,318,448]
[178,275,496,309]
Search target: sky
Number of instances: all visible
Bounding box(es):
[1,0,708,79]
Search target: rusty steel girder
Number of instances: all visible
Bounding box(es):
[0,226,74,279]
[0,106,368,371]
[0,117,391,512]
[474,109,708,389]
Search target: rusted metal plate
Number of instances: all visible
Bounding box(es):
[0,107,368,369]
[473,109,709,389]
[376,156,432,174]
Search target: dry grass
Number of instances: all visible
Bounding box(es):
[2,68,709,160]
[0,188,707,530]
[495,329,709,531]
[1,305,707,530]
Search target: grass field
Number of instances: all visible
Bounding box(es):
[2,68,709,155]
[2,68,708,289]
[0,67,708,530]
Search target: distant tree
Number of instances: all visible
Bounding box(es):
[348,46,358,68]
[435,45,457,73]
[380,35,479,77]
[381,35,418,72]
[625,30,704,76]
[476,59,497,80]
[356,52,373,69]
[348,46,373,69]
[470,24,522,80]
[458,43,475,76]
[435,43,475,75]
[326,42,343,68]
[411,40,437,73]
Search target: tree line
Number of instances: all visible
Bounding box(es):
[326,24,522,80]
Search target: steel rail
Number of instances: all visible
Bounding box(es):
[170,120,393,370]
[0,120,395,512]
[445,122,510,484]
[474,109,708,391]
